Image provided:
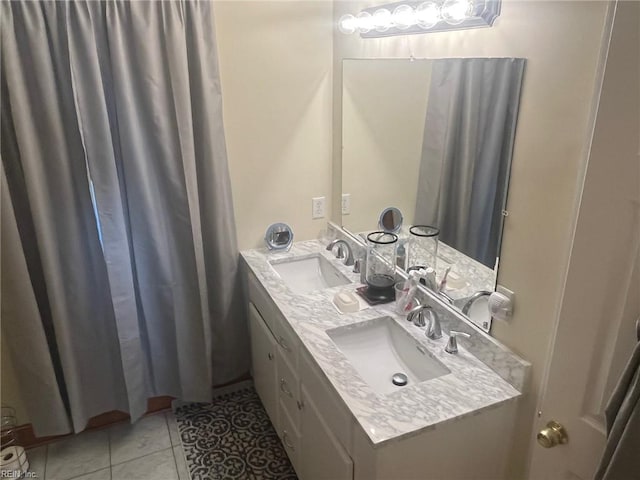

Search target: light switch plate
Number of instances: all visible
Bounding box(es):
[312,196,325,219]
[341,194,351,215]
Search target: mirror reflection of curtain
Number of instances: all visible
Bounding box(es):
[414,58,525,268]
[1,1,247,436]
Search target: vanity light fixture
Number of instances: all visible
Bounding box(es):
[338,0,501,38]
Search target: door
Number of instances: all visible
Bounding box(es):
[528,1,640,478]
[248,303,279,428]
[300,384,353,480]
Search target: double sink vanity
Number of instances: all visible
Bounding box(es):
[239,53,529,480]
[241,225,529,480]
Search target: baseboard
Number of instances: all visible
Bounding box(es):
[172,373,254,410]
[211,379,254,398]
[13,373,254,449]
[14,396,174,450]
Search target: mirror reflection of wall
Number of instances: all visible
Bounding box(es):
[342,59,433,234]
[341,57,525,295]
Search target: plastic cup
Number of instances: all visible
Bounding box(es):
[395,280,416,314]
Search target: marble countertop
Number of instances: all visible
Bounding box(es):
[241,239,525,447]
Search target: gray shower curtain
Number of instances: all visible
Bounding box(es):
[1,1,248,436]
[414,58,525,268]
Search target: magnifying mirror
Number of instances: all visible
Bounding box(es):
[379,207,403,233]
[265,223,294,251]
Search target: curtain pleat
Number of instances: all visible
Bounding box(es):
[1,164,71,437]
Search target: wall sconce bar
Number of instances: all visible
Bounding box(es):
[338,0,501,38]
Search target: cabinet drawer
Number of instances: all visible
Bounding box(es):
[278,351,301,430]
[247,271,280,332]
[279,398,302,475]
[248,270,298,367]
[274,322,298,369]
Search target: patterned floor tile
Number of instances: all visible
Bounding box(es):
[175,387,297,480]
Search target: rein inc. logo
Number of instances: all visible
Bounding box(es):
[0,447,36,478]
[1,471,38,478]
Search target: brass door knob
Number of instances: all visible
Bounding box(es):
[537,420,568,448]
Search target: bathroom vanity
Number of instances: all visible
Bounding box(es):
[241,236,529,480]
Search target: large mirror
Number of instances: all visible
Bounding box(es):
[341,58,525,323]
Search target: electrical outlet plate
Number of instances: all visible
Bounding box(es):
[312,196,325,219]
[341,194,351,215]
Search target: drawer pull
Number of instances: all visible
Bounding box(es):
[277,336,291,352]
[280,378,293,398]
[283,431,295,451]
[296,400,304,411]
[267,352,274,360]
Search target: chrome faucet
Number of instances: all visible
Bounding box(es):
[461,290,492,315]
[407,303,427,327]
[406,303,442,340]
[424,307,442,340]
[444,331,471,354]
[438,290,455,305]
[326,239,355,266]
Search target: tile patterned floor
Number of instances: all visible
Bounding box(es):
[26,412,189,480]
[175,387,297,480]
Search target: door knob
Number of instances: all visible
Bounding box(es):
[537,420,568,448]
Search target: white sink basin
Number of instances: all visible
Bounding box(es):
[270,254,351,295]
[327,317,450,395]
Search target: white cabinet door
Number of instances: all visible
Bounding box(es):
[248,303,279,429]
[301,384,353,480]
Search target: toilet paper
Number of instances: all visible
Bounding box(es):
[0,445,29,476]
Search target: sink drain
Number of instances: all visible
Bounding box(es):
[391,373,408,386]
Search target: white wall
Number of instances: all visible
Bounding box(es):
[214,1,334,250]
[332,1,610,476]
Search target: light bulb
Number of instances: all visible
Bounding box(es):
[372,8,392,33]
[415,1,441,29]
[355,11,374,33]
[338,14,357,34]
[392,5,416,30]
[441,0,472,25]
